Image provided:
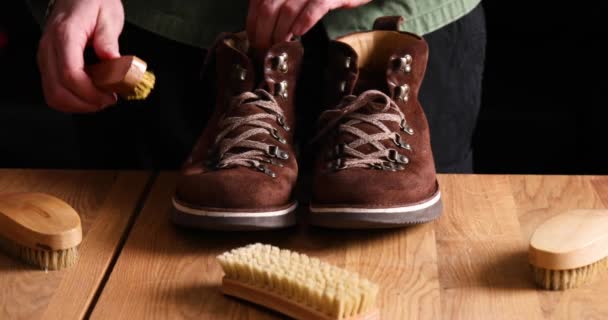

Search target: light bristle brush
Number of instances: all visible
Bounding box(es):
[86,55,155,100]
[529,209,608,290]
[217,243,380,320]
[0,193,82,271]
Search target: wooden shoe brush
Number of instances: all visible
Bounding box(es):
[0,193,82,270]
[529,209,608,290]
[217,243,379,320]
[86,55,155,100]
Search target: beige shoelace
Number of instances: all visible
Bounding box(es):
[213,89,289,177]
[318,90,413,171]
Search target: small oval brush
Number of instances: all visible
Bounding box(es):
[86,55,156,100]
[0,192,82,271]
[529,209,608,290]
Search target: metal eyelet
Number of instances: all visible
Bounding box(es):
[387,149,409,164]
[386,162,405,171]
[269,158,285,167]
[339,81,347,93]
[334,158,347,170]
[274,52,288,73]
[275,81,288,99]
[271,128,287,144]
[400,119,415,135]
[371,163,383,170]
[393,133,412,151]
[277,115,290,131]
[215,162,229,169]
[383,162,398,171]
[233,64,247,81]
[395,84,410,102]
[370,162,400,171]
[396,54,412,73]
[334,143,346,157]
[344,56,351,69]
[256,164,276,178]
[260,158,285,168]
[267,145,289,160]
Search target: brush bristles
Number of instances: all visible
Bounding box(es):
[217,243,379,319]
[127,71,155,100]
[532,257,608,290]
[0,235,79,271]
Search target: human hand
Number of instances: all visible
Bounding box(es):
[247,0,371,49]
[37,0,124,113]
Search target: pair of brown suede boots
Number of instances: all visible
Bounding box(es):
[171,16,442,230]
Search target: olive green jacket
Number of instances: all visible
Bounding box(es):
[29,0,481,48]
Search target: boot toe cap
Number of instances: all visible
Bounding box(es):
[175,167,295,210]
[311,168,437,207]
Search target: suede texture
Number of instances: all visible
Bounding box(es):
[174,33,303,210]
[312,18,439,208]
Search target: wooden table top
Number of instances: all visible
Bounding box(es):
[1,172,608,319]
[0,170,150,319]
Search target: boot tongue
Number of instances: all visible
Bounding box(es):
[337,31,412,96]
[353,69,389,95]
[249,47,267,85]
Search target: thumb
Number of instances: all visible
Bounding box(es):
[92,8,123,59]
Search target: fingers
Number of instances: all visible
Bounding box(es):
[251,0,284,49]
[288,0,372,36]
[37,0,124,113]
[54,25,117,107]
[246,0,262,44]
[38,20,116,113]
[272,0,307,43]
[341,0,372,9]
[38,35,99,113]
[92,2,124,59]
[291,0,333,37]
[250,0,360,48]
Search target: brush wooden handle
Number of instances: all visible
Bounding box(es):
[221,278,379,320]
[529,209,608,270]
[85,55,147,98]
[0,193,82,251]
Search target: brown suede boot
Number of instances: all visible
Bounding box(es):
[309,17,442,228]
[171,33,302,230]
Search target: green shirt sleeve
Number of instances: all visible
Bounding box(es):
[323,0,482,39]
[27,0,481,49]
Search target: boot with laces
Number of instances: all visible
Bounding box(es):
[309,17,442,228]
[172,33,302,230]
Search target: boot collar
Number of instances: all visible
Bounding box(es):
[217,33,303,98]
[329,30,427,102]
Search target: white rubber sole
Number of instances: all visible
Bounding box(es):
[309,189,442,229]
[171,198,298,230]
[310,191,441,214]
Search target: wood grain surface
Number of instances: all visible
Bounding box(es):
[436,175,543,319]
[90,173,441,320]
[14,172,607,319]
[511,175,608,319]
[0,170,149,320]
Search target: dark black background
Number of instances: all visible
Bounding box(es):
[475,2,608,174]
[1,1,607,173]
